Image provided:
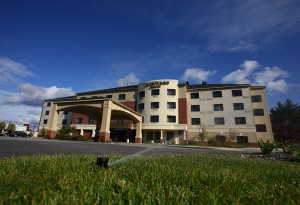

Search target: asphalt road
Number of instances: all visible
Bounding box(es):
[0,136,260,158]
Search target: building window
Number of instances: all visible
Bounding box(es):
[106,95,112,98]
[88,117,94,123]
[167,115,176,123]
[63,111,68,115]
[45,111,50,115]
[191,105,200,112]
[62,119,67,125]
[117,119,124,123]
[138,103,144,110]
[253,109,265,116]
[47,102,51,107]
[251,95,262,102]
[213,91,222,98]
[215,117,225,125]
[235,117,246,125]
[234,103,244,110]
[150,115,159,123]
[151,89,160,96]
[167,89,176,96]
[256,124,267,132]
[190,92,199,99]
[139,91,145,98]
[232,89,243,97]
[77,118,83,124]
[81,97,86,99]
[43,119,48,124]
[151,102,159,109]
[191,118,201,125]
[214,104,224,111]
[237,136,248,144]
[167,102,176,109]
[118,94,126,100]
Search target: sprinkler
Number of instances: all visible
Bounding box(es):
[96,157,109,168]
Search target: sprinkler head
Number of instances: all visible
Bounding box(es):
[96,157,109,168]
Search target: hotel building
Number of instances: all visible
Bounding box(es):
[38,79,273,145]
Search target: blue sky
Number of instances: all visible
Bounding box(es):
[0,0,300,125]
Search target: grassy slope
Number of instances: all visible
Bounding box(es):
[0,154,299,205]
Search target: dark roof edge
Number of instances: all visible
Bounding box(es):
[76,85,138,95]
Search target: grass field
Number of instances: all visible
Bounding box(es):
[0,154,299,204]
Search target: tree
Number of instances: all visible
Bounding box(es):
[58,125,77,136]
[227,128,238,142]
[270,99,300,143]
[6,123,16,137]
[0,122,6,133]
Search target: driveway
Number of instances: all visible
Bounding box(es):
[0,136,260,158]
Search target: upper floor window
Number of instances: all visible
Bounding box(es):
[213,91,222,98]
[88,117,94,123]
[43,119,48,124]
[256,124,267,132]
[106,95,112,98]
[167,115,176,123]
[190,92,199,99]
[150,115,159,123]
[215,117,225,125]
[214,104,224,111]
[151,89,160,96]
[45,111,50,115]
[191,118,201,125]
[235,117,246,125]
[139,91,145,98]
[191,105,200,112]
[151,102,159,109]
[167,102,176,109]
[234,103,244,110]
[118,94,126,100]
[47,102,51,107]
[138,103,144,110]
[167,89,176,96]
[253,109,265,116]
[232,89,243,97]
[62,119,67,125]
[81,97,86,99]
[251,95,262,102]
[77,118,83,124]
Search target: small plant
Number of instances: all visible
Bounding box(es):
[227,128,238,142]
[40,127,47,138]
[258,139,277,155]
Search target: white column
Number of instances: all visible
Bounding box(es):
[80,129,83,136]
[92,129,96,137]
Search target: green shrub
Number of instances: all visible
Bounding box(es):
[258,139,277,155]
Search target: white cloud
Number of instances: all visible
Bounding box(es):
[180,68,216,83]
[0,57,35,84]
[222,60,290,93]
[0,105,41,126]
[222,60,260,84]
[3,83,75,107]
[254,66,289,92]
[117,73,140,87]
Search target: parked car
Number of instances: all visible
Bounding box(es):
[15,131,28,137]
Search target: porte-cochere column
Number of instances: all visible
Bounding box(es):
[99,100,112,142]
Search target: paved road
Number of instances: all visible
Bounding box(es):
[0,136,260,158]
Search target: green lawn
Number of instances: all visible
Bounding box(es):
[0,154,299,204]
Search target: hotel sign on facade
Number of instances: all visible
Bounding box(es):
[143,81,169,88]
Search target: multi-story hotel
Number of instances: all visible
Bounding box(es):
[38,79,273,146]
